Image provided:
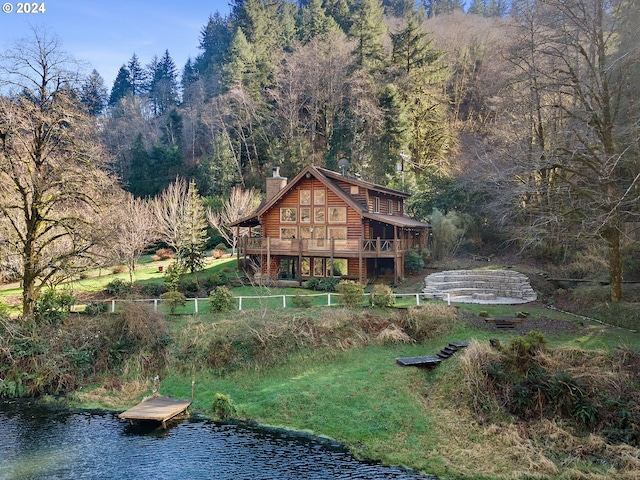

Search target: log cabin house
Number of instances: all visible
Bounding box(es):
[232,165,430,284]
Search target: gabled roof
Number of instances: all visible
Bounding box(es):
[230,165,429,229]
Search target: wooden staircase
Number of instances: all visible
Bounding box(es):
[396,341,469,369]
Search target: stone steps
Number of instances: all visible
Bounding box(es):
[423,269,537,304]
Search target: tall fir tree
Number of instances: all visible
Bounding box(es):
[127,53,147,96]
[108,65,132,107]
[147,50,179,116]
[177,179,208,274]
[220,28,257,92]
[79,69,108,115]
[296,0,340,44]
[349,0,387,72]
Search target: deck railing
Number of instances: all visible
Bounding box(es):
[240,237,404,255]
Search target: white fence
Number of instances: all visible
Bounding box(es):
[84,292,433,314]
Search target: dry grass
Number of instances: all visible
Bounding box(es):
[402,304,458,341]
[75,378,151,408]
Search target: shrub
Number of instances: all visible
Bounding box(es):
[404,249,425,274]
[105,279,131,297]
[403,304,457,341]
[111,264,126,274]
[150,254,161,262]
[292,294,313,308]
[160,291,187,314]
[212,393,237,420]
[163,263,184,292]
[210,286,234,312]
[117,302,168,348]
[179,278,200,294]
[211,249,226,259]
[85,301,108,316]
[370,284,395,307]
[336,280,365,307]
[215,243,228,251]
[204,273,226,288]
[156,248,174,260]
[33,290,76,326]
[139,284,166,297]
[305,277,340,292]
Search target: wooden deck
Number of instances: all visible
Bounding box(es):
[118,395,191,428]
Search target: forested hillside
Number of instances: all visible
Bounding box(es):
[2,0,639,306]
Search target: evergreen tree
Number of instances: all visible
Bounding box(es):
[127,53,147,96]
[195,12,231,95]
[391,13,439,74]
[376,83,411,183]
[423,0,464,17]
[220,28,257,92]
[349,0,387,72]
[128,134,151,197]
[323,0,352,32]
[161,108,183,147]
[297,0,340,43]
[177,179,208,274]
[147,50,179,116]
[197,132,242,197]
[467,0,485,15]
[108,65,132,106]
[79,69,108,115]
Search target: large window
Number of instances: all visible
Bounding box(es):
[387,199,393,215]
[313,258,324,276]
[327,258,348,276]
[314,207,325,223]
[280,227,297,239]
[328,227,347,239]
[280,207,297,222]
[373,197,380,213]
[328,206,346,223]
[300,207,311,223]
[301,257,311,276]
[314,189,325,205]
[300,189,311,205]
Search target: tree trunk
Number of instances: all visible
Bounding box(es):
[607,227,622,302]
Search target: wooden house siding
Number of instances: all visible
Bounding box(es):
[234,165,429,283]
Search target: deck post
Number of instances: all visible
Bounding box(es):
[394,226,399,284]
[330,237,335,276]
[194,298,198,313]
[153,299,158,312]
[298,238,303,286]
[266,237,271,283]
[236,225,240,270]
[358,236,363,284]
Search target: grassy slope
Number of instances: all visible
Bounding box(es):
[5,256,640,478]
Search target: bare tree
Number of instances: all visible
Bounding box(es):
[0,29,119,317]
[110,194,159,284]
[207,186,262,255]
[153,177,208,273]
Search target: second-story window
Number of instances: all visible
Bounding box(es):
[373,197,380,213]
[387,199,393,215]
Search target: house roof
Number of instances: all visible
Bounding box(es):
[230,165,430,229]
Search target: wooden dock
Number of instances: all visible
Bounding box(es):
[118,395,191,428]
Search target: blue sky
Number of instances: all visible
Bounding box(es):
[0,0,232,88]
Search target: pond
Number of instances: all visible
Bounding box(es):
[0,401,436,479]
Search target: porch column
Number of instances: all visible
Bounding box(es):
[266,237,271,283]
[358,236,363,284]
[330,237,335,276]
[236,225,240,271]
[298,238,303,286]
[394,226,399,284]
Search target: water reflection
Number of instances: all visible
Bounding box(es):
[0,401,436,480]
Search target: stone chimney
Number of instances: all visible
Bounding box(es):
[266,166,287,203]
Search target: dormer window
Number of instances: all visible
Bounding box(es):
[373,197,380,213]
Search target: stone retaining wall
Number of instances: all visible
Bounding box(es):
[423,269,537,304]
